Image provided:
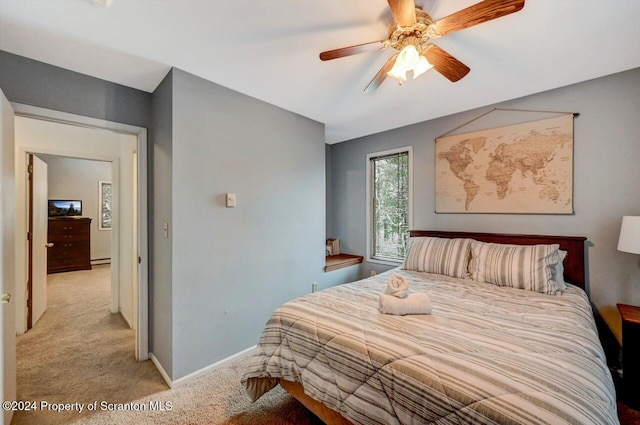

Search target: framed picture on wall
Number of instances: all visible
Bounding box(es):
[435,114,574,214]
[99,180,112,231]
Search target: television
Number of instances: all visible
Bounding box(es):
[48,200,83,217]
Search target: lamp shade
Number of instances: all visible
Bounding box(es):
[412,56,433,79]
[618,216,640,255]
[387,64,407,81]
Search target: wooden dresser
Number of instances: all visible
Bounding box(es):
[47,217,92,274]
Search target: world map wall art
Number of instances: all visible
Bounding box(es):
[435,114,573,214]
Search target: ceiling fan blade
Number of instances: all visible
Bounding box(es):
[320,41,387,61]
[364,54,399,93]
[387,0,417,27]
[431,0,524,37]
[423,45,470,82]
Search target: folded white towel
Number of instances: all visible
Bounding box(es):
[385,274,408,298]
[379,293,432,316]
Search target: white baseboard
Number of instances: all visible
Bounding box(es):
[150,353,172,388]
[149,345,257,389]
[119,309,133,329]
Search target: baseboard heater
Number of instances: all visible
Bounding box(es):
[91,258,111,266]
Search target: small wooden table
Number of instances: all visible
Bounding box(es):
[618,303,640,410]
[324,254,363,272]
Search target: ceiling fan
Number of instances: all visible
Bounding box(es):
[319,0,525,93]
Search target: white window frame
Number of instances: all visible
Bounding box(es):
[366,146,413,266]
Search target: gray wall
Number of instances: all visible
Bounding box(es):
[169,68,326,379]
[39,155,112,261]
[149,70,173,377]
[0,51,150,128]
[328,67,640,339]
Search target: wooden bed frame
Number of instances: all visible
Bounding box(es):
[280,230,588,425]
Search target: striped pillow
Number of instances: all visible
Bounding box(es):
[470,241,562,294]
[402,237,472,278]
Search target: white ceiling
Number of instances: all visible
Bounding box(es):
[1,0,640,144]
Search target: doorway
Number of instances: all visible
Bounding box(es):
[27,154,114,330]
[12,104,149,360]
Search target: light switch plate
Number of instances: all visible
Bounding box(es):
[226,193,236,208]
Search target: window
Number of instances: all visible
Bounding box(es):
[366,147,412,264]
[98,180,112,231]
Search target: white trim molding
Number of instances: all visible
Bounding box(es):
[149,353,172,388]
[150,346,257,389]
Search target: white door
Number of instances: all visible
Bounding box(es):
[0,90,17,424]
[31,155,48,326]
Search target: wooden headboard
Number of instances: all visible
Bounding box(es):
[409,230,588,290]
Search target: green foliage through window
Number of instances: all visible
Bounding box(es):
[371,151,409,261]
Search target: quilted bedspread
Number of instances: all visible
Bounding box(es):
[242,270,618,425]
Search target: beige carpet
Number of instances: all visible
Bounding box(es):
[12,265,321,425]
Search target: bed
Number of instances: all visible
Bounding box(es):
[242,230,619,425]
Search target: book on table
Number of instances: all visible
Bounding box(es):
[326,238,340,256]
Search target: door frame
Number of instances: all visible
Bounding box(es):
[26,154,33,330]
[12,103,149,361]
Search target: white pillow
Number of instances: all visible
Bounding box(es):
[470,241,563,295]
[402,237,472,279]
[554,250,568,290]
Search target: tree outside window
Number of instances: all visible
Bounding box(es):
[368,148,412,263]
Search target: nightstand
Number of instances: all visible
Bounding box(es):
[618,303,640,410]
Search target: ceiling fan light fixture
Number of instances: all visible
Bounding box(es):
[387,66,407,82]
[412,55,433,79]
[387,44,432,83]
[387,45,417,82]
[397,44,419,69]
[320,0,526,92]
